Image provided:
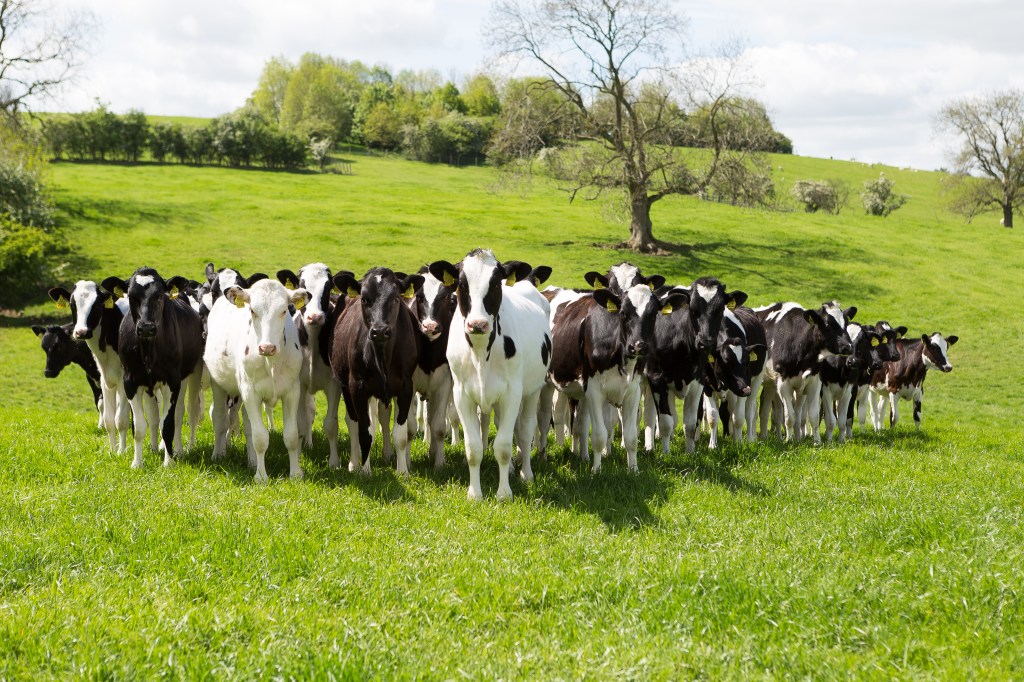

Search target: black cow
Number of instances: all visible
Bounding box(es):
[32,323,103,417]
[329,267,424,476]
[642,277,747,454]
[102,268,204,467]
[867,332,958,430]
[705,307,767,447]
[818,322,886,443]
[850,321,906,432]
[754,301,855,443]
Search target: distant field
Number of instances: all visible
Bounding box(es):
[2,151,1022,678]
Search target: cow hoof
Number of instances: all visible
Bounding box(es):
[628,465,639,474]
[211,451,225,462]
[328,459,342,470]
[496,486,513,502]
[131,458,144,470]
[359,463,372,477]
[590,463,601,475]
[348,461,359,473]
[290,468,305,480]
[519,470,534,484]
[397,470,410,480]
[253,472,269,484]
[467,487,483,502]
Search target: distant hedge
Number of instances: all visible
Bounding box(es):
[42,106,309,170]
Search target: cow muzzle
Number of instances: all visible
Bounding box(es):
[305,312,325,326]
[466,318,490,335]
[44,369,59,378]
[73,327,92,340]
[627,341,649,358]
[942,364,952,373]
[740,385,752,397]
[137,322,157,338]
[369,325,392,343]
[258,343,278,356]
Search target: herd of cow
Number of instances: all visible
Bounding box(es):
[34,249,959,500]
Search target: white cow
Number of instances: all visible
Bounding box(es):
[430,250,551,501]
[204,278,310,482]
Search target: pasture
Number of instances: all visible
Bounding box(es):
[2,152,1023,678]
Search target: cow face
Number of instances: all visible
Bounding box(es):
[334,268,423,347]
[848,323,886,372]
[278,263,347,329]
[805,301,854,356]
[225,279,309,357]
[874,321,906,362]
[32,324,79,378]
[49,281,115,340]
[103,268,189,340]
[412,267,456,342]
[430,249,530,339]
[206,262,268,303]
[584,263,665,297]
[593,284,688,360]
[685,277,748,352]
[922,332,958,373]
[709,334,761,396]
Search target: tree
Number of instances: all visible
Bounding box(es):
[463,73,501,117]
[860,175,906,217]
[0,0,96,123]
[486,0,766,251]
[250,56,294,125]
[935,89,1024,228]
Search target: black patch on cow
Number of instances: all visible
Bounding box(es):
[503,335,516,359]
[244,345,249,355]
[541,333,551,365]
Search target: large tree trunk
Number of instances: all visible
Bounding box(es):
[624,195,658,252]
[1002,202,1014,228]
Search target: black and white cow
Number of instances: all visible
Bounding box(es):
[867,332,958,430]
[703,306,767,447]
[330,268,423,476]
[546,280,686,471]
[32,323,103,422]
[430,250,551,500]
[205,277,310,481]
[851,321,906,432]
[818,322,886,443]
[277,263,350,469]
[48,280,132,451]
[583,263,665,297]
[754,301,854,443]
[643,277,747,454]
[102,268,204,467]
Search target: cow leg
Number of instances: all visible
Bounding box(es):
[281,387,304,480]
[682,382,703,454]
[778,379,798,442]
[703,393,720,450]
[573,398,591,463]
[143,392,161,453]
[229,398,242,436]
[654,389,674,454]
[493,387,523,501]
[186,369,203,449]
[535,382,555,458]
[100,380,118,451]
[242,393,270,483]
[127,385,146,469]
[889,393,900,428]
[376,400,394,466]
[913,394,923,429]
[805,376,823,445]
[621,382,642,472]
[586,388,609,473]
[746,377,762,443]
[516,390,541,483]
[296,384,314,449]
[428,376,453,470]
[553,390,570,447]
[821,384,838,444]
[453,386,485,501]
[210,384,230,460]
[394,390,416,478]
[161,381,182,465]
[856,386,869,429]
[346,412,361,472]
[324,380,342,470]
[114,384,131,453]
[836,385,853,444]
[447,397,461,445]
[242,409,257,469]
[642,382,659,452]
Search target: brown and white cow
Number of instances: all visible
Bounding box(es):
[867,332,958,430]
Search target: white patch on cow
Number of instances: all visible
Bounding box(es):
[731,344,744,364]
[925,333,950,370]
[824,301,844,329]
[847,323,862,342]
[625,283,653,312]
[723,309,746,341]
[878,322,892,331]
[217,270,238,293]
[201,292,213,310]
[134,274,154,287]
[695,283,718,302]
[419,271,444,339]
[608,263,640,292]
[766,302,802,322]
[298,263,331,322]
[71,280,101,335]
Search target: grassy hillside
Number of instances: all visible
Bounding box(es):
[2,152,1022,678]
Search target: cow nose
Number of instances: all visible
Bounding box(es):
[305,312,324,325]
[370,325,392,342]
[629,340,649,356]
[943,364,952,373]
[258,343,278,356]
[422,320,439,335]
[741,385,751,397]
[44,369,58,378]
[466,318,489,335]
[137,322,157,337]
[73,328,90,339]
[695,339,707,351]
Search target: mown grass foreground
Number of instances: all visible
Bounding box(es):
[2,152,1023,678]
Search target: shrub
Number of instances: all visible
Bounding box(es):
[0,160,54,229]
[861,175,907,216]
[403,113,491,165]
[0,215,67,309]
[309,137,333,171]
[792,180,836,213]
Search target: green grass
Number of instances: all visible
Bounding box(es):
[2,151,1023,678]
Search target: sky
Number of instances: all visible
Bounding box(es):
[42,0,1024,171]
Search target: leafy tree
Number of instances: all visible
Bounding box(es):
[118,109,149,162]
[861,175,906,216]
[790,179,848,214]
[250,56,294,125]
[362,102,403,150]
[935,89,1024,228]
[462,74,501,117]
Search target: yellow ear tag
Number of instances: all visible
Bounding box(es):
[593,280,604,290]
[233,296,245,309]
[442,272,455,287]
[114,286,124,298]
[871,337,880,347]
[346,287,359,299]
[104,297,114,309]
[661,304,674,315]
[331,285,341,295]
[169,286,179,300]
[896,332,904,339]
[55,296,69,310]
[284,281,295,291]
[402,284,415,300]
[506,274,517,286]
[708,354,715,363]
[648,282,655,291]
[605,301,618,313]
[750,351,758,362]
[727,300,737,310]
[294,297,306,310]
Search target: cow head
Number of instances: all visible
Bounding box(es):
[102,268,190,340]
[206,262,268,304]
[224,279,309,357]
[333,267,423,348]
[584,263,665,297]
[32,323,79,378]
[922,332,958,373]
[874,321,906,362]
[278,263,349,329]
[805,301,855,356]
[708,311,765,397]
[411,265,457,342]
[683,277,748,352]
[429,249,531,340]
[847,323,886,372]
[592,283,688,360]
[48,280,116,340]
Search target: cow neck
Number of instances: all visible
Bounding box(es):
[484,312,501,361]
[96,306,123,353]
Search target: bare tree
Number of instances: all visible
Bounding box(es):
[486,0,770,252]
[935,89,1024,229]
[0,0,96,123]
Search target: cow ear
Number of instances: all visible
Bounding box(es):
[277,269,300,290]
[225,286,250,309]
[101,277,127,298]
[583,271,609,290]
[882,330,897,344]
[246,272,269,287]
[166,276,190,300]
[748,343,767,362]
[401,274,425,300]
[895,326,907,339]
[528,265,552,286]
[428,260,458,288]
[502,260,533,286]
[32,325,46,337]
[660,291,688,315]
[330,270,354,295]
[333,272,361,299]
[870,333,881,347]
[844,306,857,321]
[727,290,748,309]
[644,275,666,291]
[946,335,959,346]
[205,262,217,283]
[921,334,931,345]
[804,310,823,328]
[48,287,72,310]
[592,289,621,313]
[290,288,310,310]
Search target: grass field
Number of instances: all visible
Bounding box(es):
[2,151,1023,678]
